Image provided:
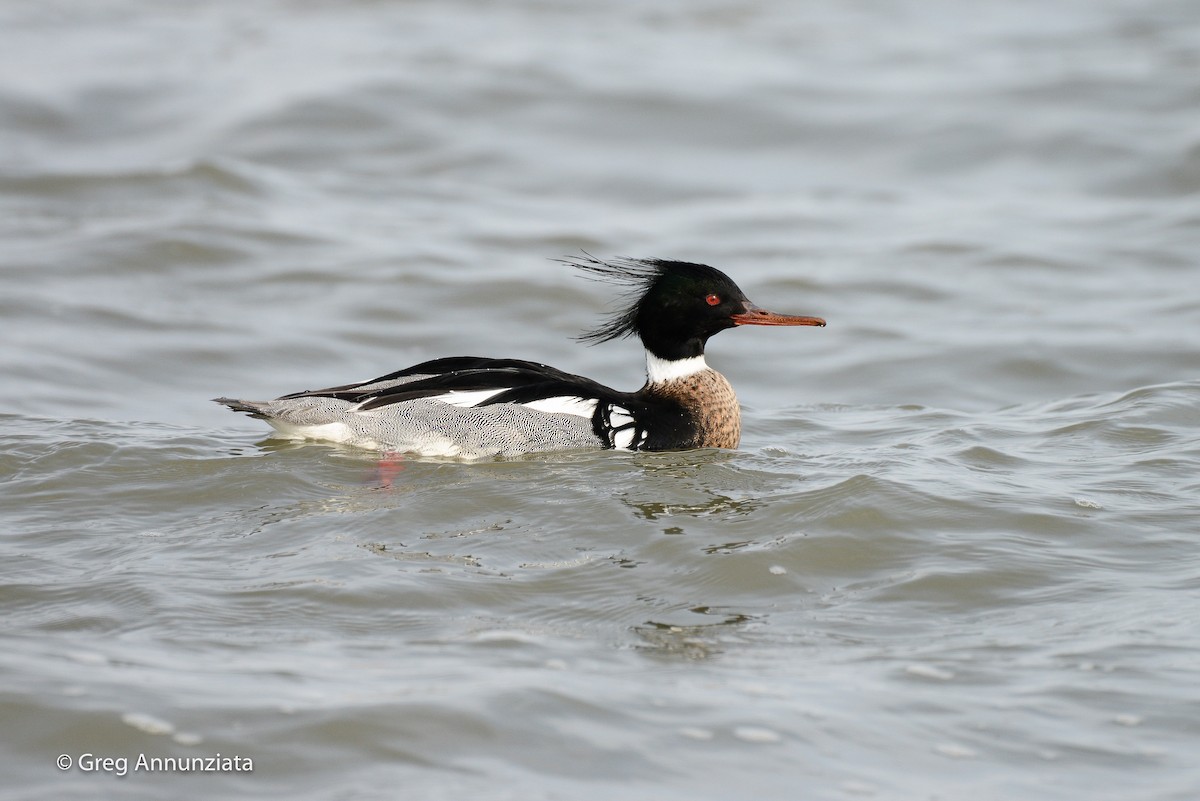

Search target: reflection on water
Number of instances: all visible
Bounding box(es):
[635,608,761,660]
[624,494,763,522]
[362,542,484,569]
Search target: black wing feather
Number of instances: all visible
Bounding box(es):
[279,356,640,414]
[279,357,578,401]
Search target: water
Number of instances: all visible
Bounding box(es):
[3,1,1199,799]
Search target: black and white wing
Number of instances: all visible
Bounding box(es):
[277,356,651,450]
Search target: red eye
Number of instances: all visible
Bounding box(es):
[705,293,721,306]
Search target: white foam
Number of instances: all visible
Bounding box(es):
[733,726,782,744]
[122,712,175,736]
[933,743,977,759]
[905,663,956,681]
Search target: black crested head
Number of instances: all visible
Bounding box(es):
[560,255,754,361]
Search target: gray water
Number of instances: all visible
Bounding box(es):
[3,2,1200,799]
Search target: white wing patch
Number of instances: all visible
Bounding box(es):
[603,404,639,450]
[611,428,636,450]
[365,388,601,419]
[608,405,634,428]
[430,389,509,408]
[522,396,598,418]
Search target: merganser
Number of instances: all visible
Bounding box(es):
[215,256,825,459]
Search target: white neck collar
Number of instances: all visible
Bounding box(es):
[645,352,708,384]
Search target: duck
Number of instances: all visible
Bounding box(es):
[214,255,825,459]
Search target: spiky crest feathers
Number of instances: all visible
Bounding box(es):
[558,255,740,346]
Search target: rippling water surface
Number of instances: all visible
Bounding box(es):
[3,2,1199,799]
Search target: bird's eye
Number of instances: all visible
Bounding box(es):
[705,293,721,306]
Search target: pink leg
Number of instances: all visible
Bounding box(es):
[376,452,407,488]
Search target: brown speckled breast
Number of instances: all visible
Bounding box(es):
[642,369,741,449]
